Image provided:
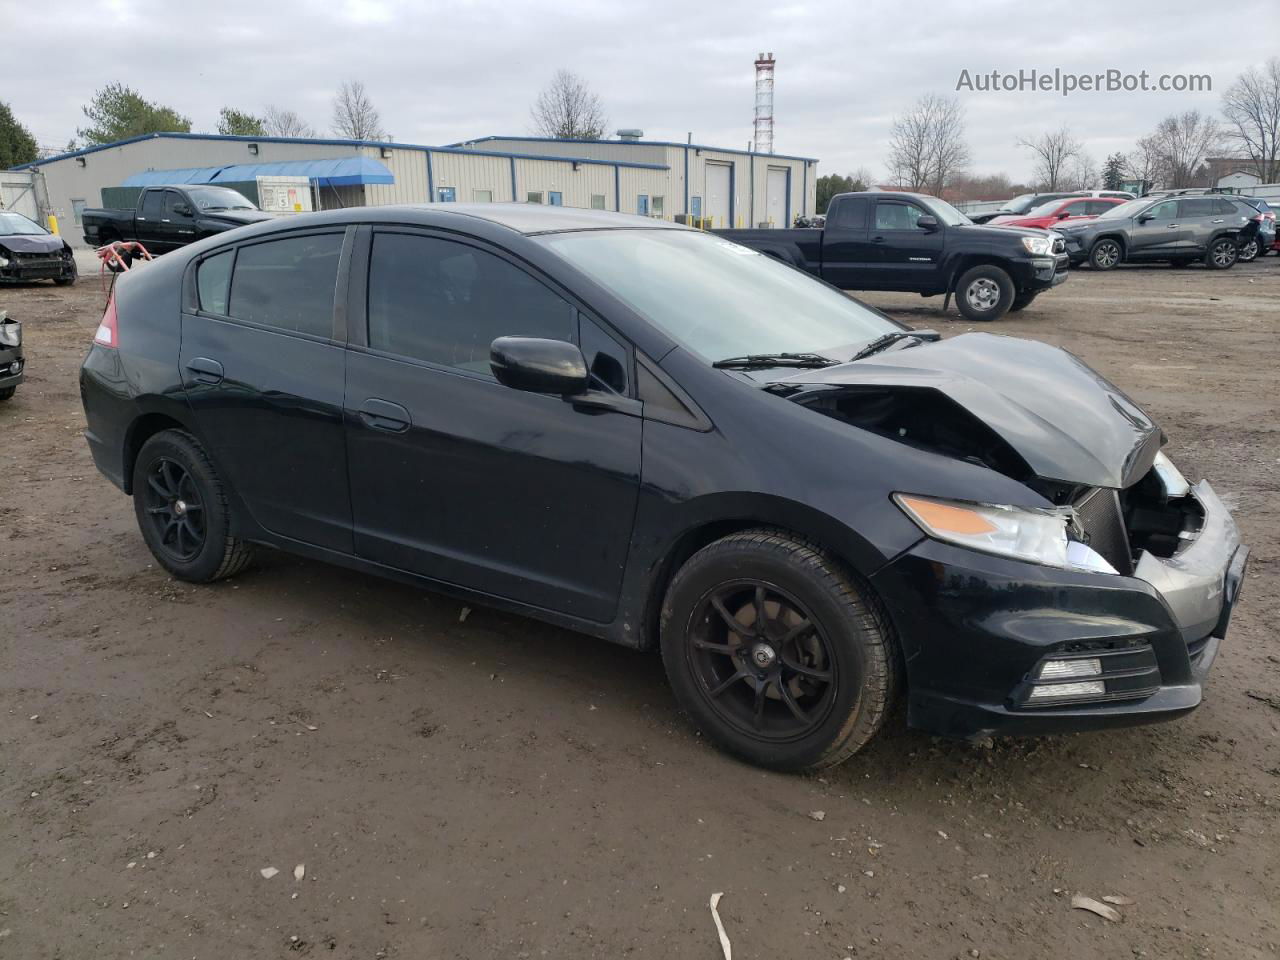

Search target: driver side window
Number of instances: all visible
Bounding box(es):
[163,191,189,218]
[366,231,577,376]
[874,202,927,231]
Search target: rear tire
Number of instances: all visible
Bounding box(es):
[1009,291,1038,312]
[1237,239,1260,263]
[132,429,254,583]
[955,265,1015,322]
[1205,237,1238,270]
[1089,238,1122,270]
[660,529,897,771]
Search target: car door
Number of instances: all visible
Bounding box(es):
[180,228,354,552]
[869,199,945,290]
[1127,199,1184,258]
[135,189,167,250]
[1175,197,1222,254]
[818,197,874,289]
[162,190,199,248]
[342,227,642,623]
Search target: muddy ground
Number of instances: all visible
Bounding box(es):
[1,255,1278,959]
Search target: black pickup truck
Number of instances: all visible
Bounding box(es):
[81,185,272,253]
[716,191,1069,321]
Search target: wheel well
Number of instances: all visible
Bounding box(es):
[947,255,1010,292]
[640,518,862,653]
[121,413,188,494]
[1091,233,1126,254]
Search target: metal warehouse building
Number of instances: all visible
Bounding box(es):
[17,131,817,245]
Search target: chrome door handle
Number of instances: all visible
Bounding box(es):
[1211,219,1224,224]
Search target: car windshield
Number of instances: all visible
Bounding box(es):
[0,211,48,235]
[1099,198,1151,219]
[540,229,898,363]
[1003,194,1037,213]
[184,187,256,211]
[920,197,971,225]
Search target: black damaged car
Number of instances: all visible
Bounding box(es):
[0,210,77,285]
[79,205,1248,771]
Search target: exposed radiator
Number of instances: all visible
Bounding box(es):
[1074,487,1133,575]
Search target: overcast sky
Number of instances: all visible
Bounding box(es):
[6,0,1277,181]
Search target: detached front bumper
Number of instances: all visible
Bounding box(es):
[872,481,1246,740]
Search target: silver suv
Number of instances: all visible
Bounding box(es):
[1058,195,1255,270]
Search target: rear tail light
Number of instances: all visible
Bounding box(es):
[94,291,118,348]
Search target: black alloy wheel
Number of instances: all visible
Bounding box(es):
[142,457,207,562]
[687,580,838,741]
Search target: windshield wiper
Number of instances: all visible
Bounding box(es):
[850,329,940,362]
[712,352,839,370]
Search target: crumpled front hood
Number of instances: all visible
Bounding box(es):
[0,233,65,254]
[772,333,1162,489]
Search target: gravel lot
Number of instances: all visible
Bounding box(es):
[2,255,1278,959]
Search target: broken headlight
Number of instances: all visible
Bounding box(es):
[0,319,20,348]
[893,494,1118,574]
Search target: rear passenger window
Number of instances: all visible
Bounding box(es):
[828,198,867,231]
[1215,198,1241,216]
[1177,198,1216,218]
[228,233,343,338]
[367,232,576,375]
[196,250,233,315]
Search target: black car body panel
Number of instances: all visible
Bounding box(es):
[0,212,77,283]
[81,185,273,252]
[79,203,1246,743]
[714,191,1068,302]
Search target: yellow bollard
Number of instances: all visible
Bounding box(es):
[47,215,59,235]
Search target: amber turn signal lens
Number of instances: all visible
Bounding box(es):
[896,496,997,536]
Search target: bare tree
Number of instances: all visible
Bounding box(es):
[1061,152,1097,191]
[886,94,970,195]
[1151,110,1220,187]
[1017,126,1084,190]
[530,70,607,140]
[331,80,388,141]
[1222,57,1280,183]
[1127,133,1164,187]
[263,105,316,138]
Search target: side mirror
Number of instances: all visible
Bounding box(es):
[1057,211,1071,219]
[916,215,939,232]
[1138,213,1154,223]
[491,337,589,396]
[173,203,191,216]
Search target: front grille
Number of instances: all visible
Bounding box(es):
[1074,487,1133,575]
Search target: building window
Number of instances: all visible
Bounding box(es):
[651,196,664,218]
[637,195,649,216]
[590,194,606,210]
[71,199,87,225]
[548,191,563,206]
[472,189,493,202]
[436,187,456,202]
[690,196,702,218]
[526,191,544,204]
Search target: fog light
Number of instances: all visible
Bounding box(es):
[1027,680,1106,700]
[1038,657,1102,680]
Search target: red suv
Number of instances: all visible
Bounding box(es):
[989,196,1127,230]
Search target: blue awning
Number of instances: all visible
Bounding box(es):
[121,155,394,188]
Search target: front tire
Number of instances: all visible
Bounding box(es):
[1089,238,1122,270]
[1205,237,1238,270]
[660,530,897,771]
[955,265,1015,322]
[132,429,254,582]
[0,386,14,402]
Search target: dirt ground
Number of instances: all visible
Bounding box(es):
[2,254,1278,960]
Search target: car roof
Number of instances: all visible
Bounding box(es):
[418,203,688,235]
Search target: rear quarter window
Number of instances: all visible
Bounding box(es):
[196,250,233,315]
[228,233,343,338]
